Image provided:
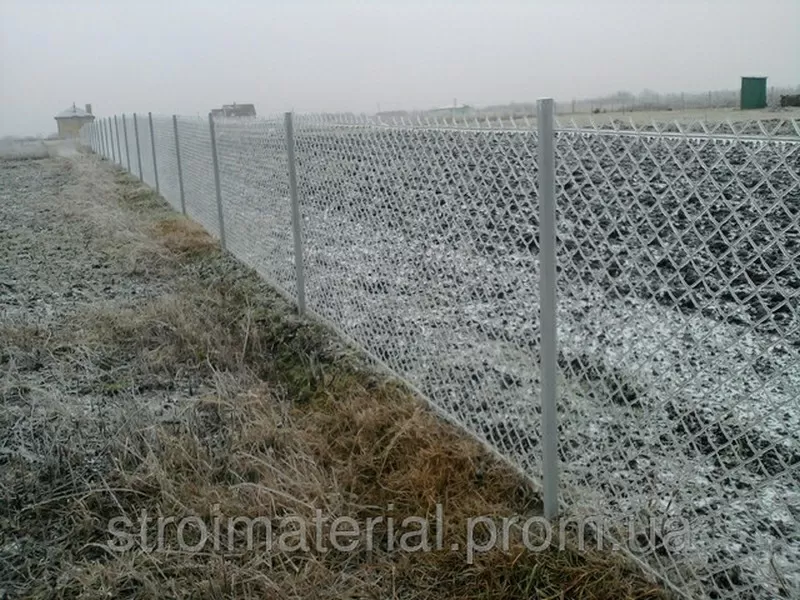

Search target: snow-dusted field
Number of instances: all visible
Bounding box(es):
[0,138,50,160]
[119,116,800,599]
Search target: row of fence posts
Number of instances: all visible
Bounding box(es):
[88,99,559,519]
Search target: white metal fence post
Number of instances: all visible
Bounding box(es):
[122,114,131,173]
[285,112,307,315]
[207,113,227,249]
[105,118,111,159]
[133,113,143,180]
[148,112,160,194]
[537,97,559,520]
[109,118,117,163]
[103,118,110,160]
[172,115,186,215]
[114,115,122,166]
[100,118,107,158]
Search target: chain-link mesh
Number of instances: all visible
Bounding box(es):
[123,116,139,177]
[85,111,800,599]
[120,117,131,172]
[175,116,219,237]
[106,119,114,162]
[99,119,108,159]
[215,116,296,297]
[151,115,181,212]
[110,118,120,165]
[114,117,128,171]
[105,118,113,161]
[135,114,157,189]
[293,114,545,477]
[552,117,800,599]
[85,122,94,152]
[102,119,112,162]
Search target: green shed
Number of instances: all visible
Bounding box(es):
[741,77,767,110]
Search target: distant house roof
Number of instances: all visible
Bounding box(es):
[428,104,473,113]
[55,103,93,119]
[211,103,257,118]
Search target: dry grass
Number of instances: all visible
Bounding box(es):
[0,167,670,599]
[151,218,218,258]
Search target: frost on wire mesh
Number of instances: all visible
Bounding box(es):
[112,120,122,166]
[214,115,296,299]
[114,118,128,172]
[293,113,545,478]
[175,116,218,238]
[137,116,156,189]
[105,120,116,164]
[552,117,800,599]
[124,117,138,176]
[151,115,181,212]
[89,110,798,600]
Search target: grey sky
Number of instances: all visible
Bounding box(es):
[1,0,798,136]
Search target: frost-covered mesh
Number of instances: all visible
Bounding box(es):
[123,115,139,177]
[104,119,116,163]
[100,121,108,158]
[151,115,181,212]
[215,116,296,298]
[95,119,104,157]
[88,112,800,600]
[135,114,157,189]
[175,116,218,237]
[552,117,800,599]
[98,119,108,159]
[113,117,127,170]
[85,122,94,152]
[111,119,121,165]
[294,114,544,473]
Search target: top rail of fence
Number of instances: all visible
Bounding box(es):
[285,112,800,141]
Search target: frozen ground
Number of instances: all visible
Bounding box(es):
[0,154,199,469]
[0,138,50,160]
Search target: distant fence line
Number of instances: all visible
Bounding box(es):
[81,106,800,600]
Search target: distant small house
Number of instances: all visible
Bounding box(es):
[427,104,474,119]
[55,103,95,138]
[210,103,257,118]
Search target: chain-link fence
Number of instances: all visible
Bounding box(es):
[174,116,219,238]
[113,116,127,172]
[80,108,800,600]
[553,119,800,599]
[150,115,182,212]
[215,116,298,298]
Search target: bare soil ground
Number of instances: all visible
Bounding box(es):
[0,151,667,599]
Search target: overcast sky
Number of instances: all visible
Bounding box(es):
[1,0,798,136]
